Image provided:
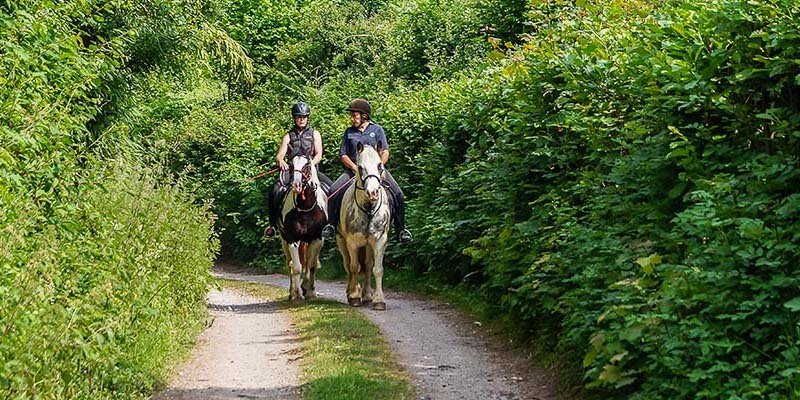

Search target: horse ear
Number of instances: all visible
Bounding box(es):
[357,142,364,153]
[376,141,383,153]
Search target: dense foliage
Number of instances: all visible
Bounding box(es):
[385,0,800,397]
[1,1,226,398]
[5,0,799,398]
[161,0,798,397]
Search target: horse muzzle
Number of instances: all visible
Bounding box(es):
[366,189,380,201]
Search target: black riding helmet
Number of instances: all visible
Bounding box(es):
[292,101,311,117]
[346,98,371,120]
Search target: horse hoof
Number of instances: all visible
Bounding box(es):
[348,298,362,307]
[372,302,386,311]
[361,299,373,305]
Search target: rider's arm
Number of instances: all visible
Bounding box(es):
[376,127,390,165]
[380,149,389,165]
[312,130,323,166]
[276,134,290,170]
[341,155,358,174]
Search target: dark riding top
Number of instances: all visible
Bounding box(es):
[339,122,389,161]
[289,126,317,159]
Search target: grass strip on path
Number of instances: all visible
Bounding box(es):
[222,279,413,400]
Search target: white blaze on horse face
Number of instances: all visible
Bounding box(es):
[291,156,309,194]
[358,146,383,201]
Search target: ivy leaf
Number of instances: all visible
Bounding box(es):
[784,297,800,312]
[599,364,622,383]
[635,254,662,275]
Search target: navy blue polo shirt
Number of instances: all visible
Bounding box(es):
[339,122,389,161]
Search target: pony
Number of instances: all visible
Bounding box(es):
[277,154,328,300]
[335,142,392,310]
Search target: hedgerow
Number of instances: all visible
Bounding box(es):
[384,0,800,397]
[2,1,222,398]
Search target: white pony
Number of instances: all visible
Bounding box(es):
[335,143,391,310]
[278,155,328,300]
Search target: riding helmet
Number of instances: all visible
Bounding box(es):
[346,98,371,118]
[291,101,311,117]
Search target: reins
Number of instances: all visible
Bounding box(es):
[353,174,384,217]
[328,176,355,198]
[291,158,321,213]
[292,185,319,213]
[355,187,383,217]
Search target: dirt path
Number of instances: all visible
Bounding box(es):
[214,264,558,400]
[153,288,301,400]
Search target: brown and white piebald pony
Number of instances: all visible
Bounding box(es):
[335,142,391,310]
[278,155,328,300]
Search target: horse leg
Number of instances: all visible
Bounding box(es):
[372,238,389,310]
[361,246,374,303]
[345,243,363,307]
[299,242,309,297]
[286,242,304,301]
[281,241,294,300]
[336,235,353,301]
[303,240,323,299]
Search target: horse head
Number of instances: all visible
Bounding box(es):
[355,142,385,202]
[291,155,318,195]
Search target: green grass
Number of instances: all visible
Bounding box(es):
[222,279,414,400]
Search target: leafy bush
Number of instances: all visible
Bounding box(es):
[382,0,800,397]
[2,1,223,398]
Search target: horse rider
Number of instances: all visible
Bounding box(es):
[265,101,333,237]
[322,98,413,244]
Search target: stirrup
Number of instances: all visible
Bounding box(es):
[322,224,336,239]
[398,229,413,243]
[265,226,276,237]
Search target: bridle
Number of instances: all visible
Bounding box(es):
[355,161,384,190]
[354,165,385,217]
[291,156,319,213]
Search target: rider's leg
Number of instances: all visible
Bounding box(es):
[323,171,353,238]
[266,180,282,237]
[317,169,334,194]
[267,171,291,237]
[383,170,412,243]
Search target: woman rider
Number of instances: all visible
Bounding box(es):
[322,98,412,243]
[265,101,333,237]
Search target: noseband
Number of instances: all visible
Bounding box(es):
[354,172,384,217]
[355,173,382,190]
[291,159,318,213]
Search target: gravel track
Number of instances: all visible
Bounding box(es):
[152,288,301,400]
[213,264,558,400]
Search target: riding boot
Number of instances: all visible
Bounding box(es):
[322,224,336,239]
[392,197,412,243]
[382,171,412,243]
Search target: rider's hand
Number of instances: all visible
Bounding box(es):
[279,160,289,171]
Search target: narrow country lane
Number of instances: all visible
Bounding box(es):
[214,264,559,400]
[152,288,301,400]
